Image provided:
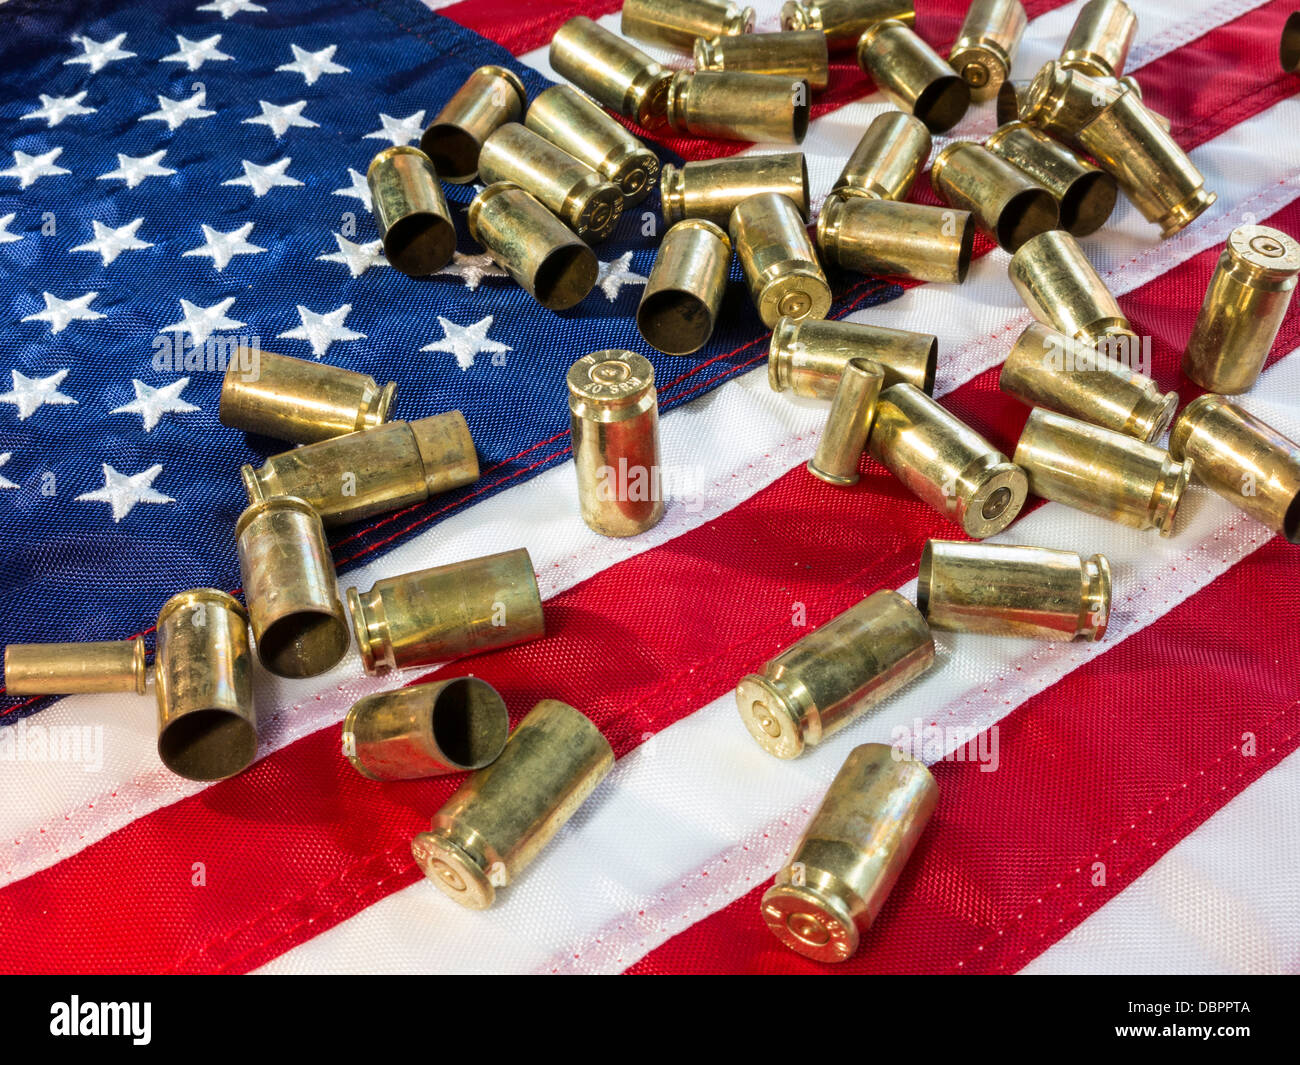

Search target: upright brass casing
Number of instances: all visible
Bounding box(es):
[661,152,809,226]
[637,219,731,355]
[411,699,614,909]
[762,742,937,961]
[347,548,545,675]
[948,0,1028,102]
[1059,0,1137,79]
[665,71,810,144]
[1181,224,1300,394]
[549,16,673,129]
[858,20,971,133]
[808,357,884,485]
[1170,394,1300,543]
[1009,229,1131,344]
[931,141,1058,251]
[769,316,938,397]
[622,0,754,52]
[832,111,931,201]
[985,121,1117,237]
[343,677,510,781]
[870,383,1028,537]
[154,589,256,782]
[918,539,1111,640]
[4,639,148,695]
[818,191,975,284]
[730,191,831,327]
[526,85,660,206]
[781,0,916,50]
[1015,408,1191,535]
[420,65,527,184]
[468,182,598,311]
[366,146,455,277]
[736,590,935,759]
[695,30,830,90]
[1285,12,1300,74]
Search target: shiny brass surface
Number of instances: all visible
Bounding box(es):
[949,0,1028,102]
[549,16,673,129]
[858,20,971,132]
[808,358,884,485]
[1018,61,1119,140]
[1015,408,1191,535]
[930,140,1058,251]
[622,0,754,51]
[781,0,915,50]
[411,699,614,909]
[736,590,934,759]
[730,191,831,327]
[695,30,830,90]
[984,121,1116,236]
[4,639,148,695]
[154,589,256,782]
[1059,0,1137,78]
[996,78,1031,125]
[365,146,455,277]
[467,182,598,310]
[1009,229,1131,343]
[1285,12,1300,73]
[832,111,931,201]
[343,677,510,781]
[1118,74,1172,132]
[769,316,937,396]
[660,152,809,226]
[917,539,1111,640]
[1181,224,1300,394]
[568,350,664,537]
[869,382,1028,538]
[817,191,974,284]
[762,742,937,962]
[636,219,732,355]
[419,65,527,183]
[665,71,810,144]
[1169,393,1300,543]
[347,548,545,674]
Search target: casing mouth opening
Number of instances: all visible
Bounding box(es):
[258,611,349,679]
[433,678,510,770]
[158,709,257,782]
[914,75,970,133]
[637,290,713,355]
[535,245,597,310]
[382,213,455,277]
[420,125,480,183]
[998,188,1059,251]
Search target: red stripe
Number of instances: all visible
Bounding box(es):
[439,0,624,57]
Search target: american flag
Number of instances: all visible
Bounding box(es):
[0,0,1298,975]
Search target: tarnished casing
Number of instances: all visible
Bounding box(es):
[984,121,1116,237]
[420,65,527,183]
[1059,0,1137,78]
[366,146,455,277]
[817,191,975,284]
[4,639,148,695]
[730,191,831,327]
[695,30,829,89]
[1009,229,1131,343]
[637,219,731,355]
[661,152,809,226]
[769,316,938,396]
[665,71,810,144]
[549,16,673,129]
[931,140,1058,251]
[781,0,916,49]
[622,0,754,51]
[808,358,884,485]
[857,20,971,133]
[832,111,931,201]
[949,0,1028,102]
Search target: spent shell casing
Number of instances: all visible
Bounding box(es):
[984,121,1117,237]
[931,140,1058,252]
[817,191,974,284]
[832,110,931,201]
[769,316,938,396]
[636,219,731,355]
[1059,0,1137,79]
[549,16,673,129]
[996,78,1031,125]
[1117,74,1172,132]
[665,70,810,144]
[695,30,829,90]
[730,191,831,327]
[1008,229,1132,344]
[857,19,971,133]
[420,64,528,184]
[660,152,809,227]
[807,357,884,485]
[4,638,148,696]
[366,146,455,277]
[781,0,916,50]
[622,0,754,52]
[948,0,1028,102]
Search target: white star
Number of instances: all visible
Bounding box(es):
[21,292,105,334]
[77,463,174,523]
[243,99,318,138]
[332,167,371,210]
[65,33,135,74]
[1,148,70,189]
[161,33,233,71]
[70,218,153,266]
[21,91,96,127]
[159,297,245,347]
[276,43,349,85]
[436,251,508,291]
[0,369,78,421]
[140,87,215,130]
[363,111,426,146]
[421,315,512,371]
[0,453,17,491]
[222,157,302,197]
[0,213,22,244]
[317,233,386,277]
[595,252,649,301]
[197,0,267,16]
[97,149,176,189]
[278,304,365,358]
[111,378,200,432]
[182,221,265,271]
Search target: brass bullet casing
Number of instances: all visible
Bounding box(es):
[1015,408,1192,535]
[219,349,395,445]
[832,111,931,201]
[917,539,1111,640]
[1169,394,1300,542]
[4,639,148,695]
[411,699,614,909]
[1018,61,1118,141]
[665,71,810,145]
[817,190,975,284]
[366,146,456,277]
[736,590,934,759]
[549,16,673,130]
[235,496,349,678]
[622,0,754,52]
[1285,12,1300,74]
[343,677,510,781]
[870,383,1028,537]
[1118,74,1172,133]
[525,85,660,206]
[769,316,938,396]
[730,191,831,328]
[637,219,732,355]
[949,0,1028,102]
[568,350,665,537]
[468,182,598,311]
[420,64,527,184]
[1059,0,1137,79]
[1009,229,1131,344]
[996,78,1031,126]
[931,141,1058,252]
[808,357,885,485]
[857,20,971,133]
[660,152,810,227]
[154,589,256,782]
[1181,224,1300,394]
[781,0,916,50]
[695,30,830,90]
[346,548,545,675]
[242,413,479,526]
[984,121,1117,237]
[762,742,936,961]
[478,123,624,243]
[1001,322,1178,443]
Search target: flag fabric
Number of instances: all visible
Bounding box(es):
[0,0,1298,975]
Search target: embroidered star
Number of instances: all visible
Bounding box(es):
[65,33,135,73]
[331,167,371,210]
[244,99,318,138]
[183,221,266,271]
[222,157,302,197]
[77,463,173,522]
[159,297,245,347]
[70,218,153,266]
[141,87,215,130]
[276,43,349,85]
[436,251,508,291]
[161,34,233,71]
[111,378,200,432]
[1,148,70,189]
[197,0,267,17]
[97,150,176,189]
[0,369,78,420]
[278,304,365,358]
[21,92,95,127]
[0,453,17,490]
[421,315,511,371]
[363,111,426,146]
[22,292,105,334]
[317,234,386,278]
[0,213,22,244]
[595,252,649,301]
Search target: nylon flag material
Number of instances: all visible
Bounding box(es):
[0,0,1298,976]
